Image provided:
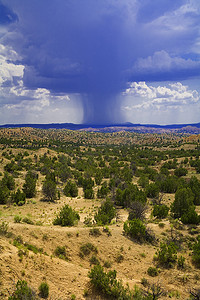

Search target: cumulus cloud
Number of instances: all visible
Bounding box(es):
[0,43,74,123]
[0,44,24,85]
[131,50,200,81]
[123,81,199,111]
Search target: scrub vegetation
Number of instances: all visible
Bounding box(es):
[0,127,200,299]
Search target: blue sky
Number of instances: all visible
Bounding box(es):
[0,0,200,125]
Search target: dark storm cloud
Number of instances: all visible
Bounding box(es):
[0,1,18,25]
[1,0,200,123]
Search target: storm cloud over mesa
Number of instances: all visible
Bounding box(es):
[0,0,200,124]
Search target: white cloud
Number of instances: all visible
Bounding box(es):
[0,44,24,85]
[133,50,200,75]
[123,81,200,111]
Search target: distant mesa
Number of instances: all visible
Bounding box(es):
[0,122,200,134]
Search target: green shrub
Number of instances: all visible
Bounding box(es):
[177,256,185,269]
[83,216,93,227]
[192,237,200,268]
[14,215,22,223]
[174,167,188,177]
[115,184,146,208]
[103,226,112,236]
[63,180,78,197]
[8,280,37,300]
[147,266,158,277]
[97,182,109,198]
[155,242,177,268]
[42,179,57,201]
[38,282,49,298]
[23,172,37,198]
[84,188,94,199]
[188,176,200,205]
[90,255,100,265]
[138,175,149,188]
[11,189,26,206]
[0,184,9,204]
[141,277,149,287]
[153,204,169,219]
[94,200,116,225]
[123,218,146,243]
[22,217,34,225]
[54,246,68,260]
[88,265,133,299]
[53,204,80,226]
[146,183,159,198]
[104,260,112,268]
[171,188,194,219]
[80,243,98,257]
[89,227,101,237]
[181,206,200,225]
[115,253,124,263]
[2,172,15,190]
[24,243,43,254]
[0,221,8,235]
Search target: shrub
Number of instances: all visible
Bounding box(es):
[146,183,159,198]
[14,215,22,223]
[2,172,15,190]
[159,176,177,193]
[90,255,100,265]
[42,179,57,201]
[115,184,146,208]
[192,236,200,268]
[0,184,9,204]
[38,282,49,298]
[147,266,158,277]
[141,277,149,287]
[88,265,133,299]
[94,200,116,225]
[84,216,93,227]
[54,246,68,260]
[153,204,169,219]
[80,243,98,257]
[128,201,147,221]
[11,189,26,206]
[188,176,200,205]
[53,204,80,226]
[155,242,177,268]
[104,260,112,268]
[177,256,185,269]
[123,218,146,243]
[24,243,43,254]
[138,175,149,188]
[181,206,200,225]
[63,180,78,197]
[84,188,94,199]
[115,253,124,263]
[22,217,34,225]
[8,280,37,300]
[171,187,194,219]
[97,182,109,198]
[103,226,112,236]
[0,221,8,235]
[89,227,101,237]
[174,167,188,177]
[23,172,37,198]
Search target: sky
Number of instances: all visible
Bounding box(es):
[0,0,200,125]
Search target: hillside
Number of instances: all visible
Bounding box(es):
[0,129,200,299]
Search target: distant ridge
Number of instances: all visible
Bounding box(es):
[0,122,200,133]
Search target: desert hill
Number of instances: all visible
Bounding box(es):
[0,129,200,299]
